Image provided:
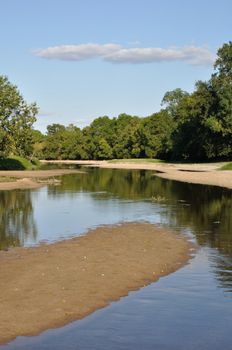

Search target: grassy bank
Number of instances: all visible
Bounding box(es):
[219,162,232,170]
[0,156,41,170]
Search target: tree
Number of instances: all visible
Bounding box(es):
[0,76,38,157]
[31,129,46,159]
[44,123,88,160]
[140,111,175,159]
[82,116,115,159]
[113,114,142,158]
[214,41,232,78]
[161,88,189,120]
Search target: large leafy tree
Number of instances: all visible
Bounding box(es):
[112,114,142,158]
[44,123,88,160]
[0,76,38,157]
[164,42,232,161]
[140,111,175,159]
[83,116,115,159]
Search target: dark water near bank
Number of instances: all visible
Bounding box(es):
[1,168,232,349]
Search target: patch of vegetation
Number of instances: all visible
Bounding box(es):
[0,156,40,170]
[219,162,232,170]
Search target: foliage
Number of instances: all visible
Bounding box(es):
[140,110,175,158]
[0,156,38,170]
[0,76,38,158]
[43,124,88,160]
[165,42,232,161]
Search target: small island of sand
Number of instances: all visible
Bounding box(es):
[0,222,192,344]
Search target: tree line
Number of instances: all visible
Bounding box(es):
[1,42,232,162]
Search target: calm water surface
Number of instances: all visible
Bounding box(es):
[0,168,232,349]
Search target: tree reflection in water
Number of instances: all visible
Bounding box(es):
[48,167,232,294]
[0,190,37,250]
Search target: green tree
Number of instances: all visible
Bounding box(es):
[83,116,115,159]
[31,129,46,159]
[140,111,175,159]
[113,114,142,158]
[161,88,189,120]
[163,42,232,161]
[44,123,88,160]
[0,76,38,157]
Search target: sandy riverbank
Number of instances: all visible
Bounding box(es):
[0,222,191,344]
[0,169,83,190]
[42,160,232,190]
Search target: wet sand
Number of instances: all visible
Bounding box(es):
[0,169,83,190]
[0,222,191,344]
[42,160,232,190]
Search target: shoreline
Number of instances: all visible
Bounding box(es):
[0,160,231,191]
[42,160,232,190]
[0,222,192,345]
[0,169,84,190]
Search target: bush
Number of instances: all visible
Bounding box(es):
[0,156,40,170]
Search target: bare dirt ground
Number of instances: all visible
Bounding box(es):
[0,222,192,344]
[42,160,232,190]
[0,169,83,190]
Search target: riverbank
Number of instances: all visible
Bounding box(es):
[42,160,232,190]
[0,169,83,190]
[0,222,191,344]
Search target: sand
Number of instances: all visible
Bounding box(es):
[0,169,83,190]
[42,160,232,190]
[0,222,191,344]
[1,160,231,191]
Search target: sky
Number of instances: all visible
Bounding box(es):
[0,0,231,132]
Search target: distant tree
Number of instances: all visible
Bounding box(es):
[0,76,38,157]
[113,114,142,158]
[31,129,46,159]
[83,116,115,159]
[44,124,66,159]
[161,88,189,120]
[44,123,88,159]
[140,111,175,159]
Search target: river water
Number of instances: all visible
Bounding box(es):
[0,168,232,349]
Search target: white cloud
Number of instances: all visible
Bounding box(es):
[34,43,122,61]
[34,43,215,66]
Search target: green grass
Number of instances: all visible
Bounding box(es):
[108,158,164,164]
[0,156,41,170]
[219,162,232,170]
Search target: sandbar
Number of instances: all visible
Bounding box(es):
[0,222,191,344]
[42,160,232,190]
[0,169,83,190]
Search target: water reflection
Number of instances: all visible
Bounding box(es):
[49,167,232,253]
[0,190,37,250]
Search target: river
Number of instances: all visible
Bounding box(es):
[0,167,232,349]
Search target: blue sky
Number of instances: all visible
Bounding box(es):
[1,0,231,132]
